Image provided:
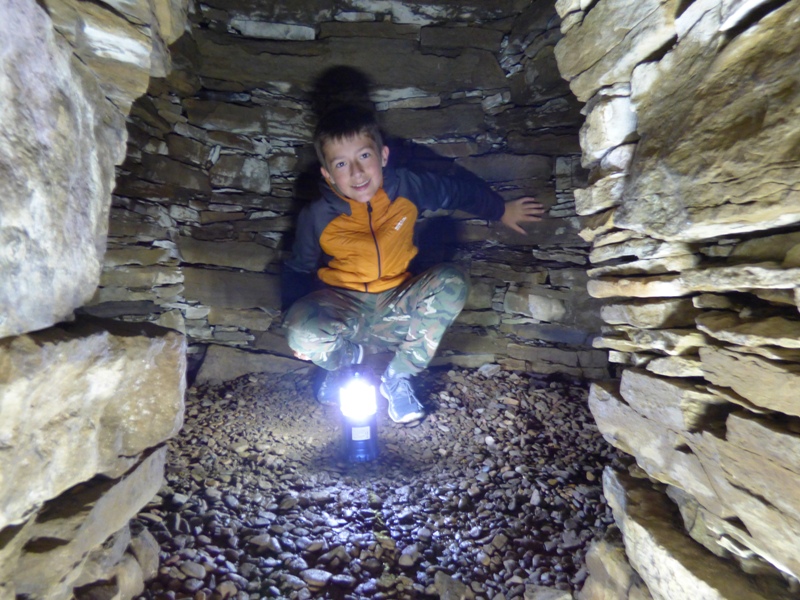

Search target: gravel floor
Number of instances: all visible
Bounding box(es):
[134,363,621,600]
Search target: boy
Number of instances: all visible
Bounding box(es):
[282,104,544,423]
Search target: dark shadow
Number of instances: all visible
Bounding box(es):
[286,66,379,249]
[302,64,498,178]
[0,523,25,553]
[310,66,374,119]
[720,0,789,42]
[290,65,504,274]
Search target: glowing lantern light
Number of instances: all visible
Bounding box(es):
[339,373,378,462]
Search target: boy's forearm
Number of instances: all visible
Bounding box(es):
[391,167,505,220]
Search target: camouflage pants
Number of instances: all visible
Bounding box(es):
[284,264,469,375]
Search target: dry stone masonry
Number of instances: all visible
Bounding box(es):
[83,0,609,384]
[0,0,189,597]
[555,0,800,598]
[5,0,800,598]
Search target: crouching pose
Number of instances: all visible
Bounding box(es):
[282,104,544,422]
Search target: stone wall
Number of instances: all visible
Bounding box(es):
[0,0,188,597]
[555,0,800,598]
[84,0,610,384]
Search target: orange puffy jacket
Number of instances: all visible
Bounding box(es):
[282,166,504,307]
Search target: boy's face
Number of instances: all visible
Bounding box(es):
[320,133,389,204]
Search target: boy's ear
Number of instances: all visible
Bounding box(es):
[320,165,331,181]
[381,145,389,167]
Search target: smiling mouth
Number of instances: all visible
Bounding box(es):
[352,180,370,190]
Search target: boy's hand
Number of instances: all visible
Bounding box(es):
[501,197,545,234]
[294,351,311,361]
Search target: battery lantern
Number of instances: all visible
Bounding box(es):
[339,372,378,462]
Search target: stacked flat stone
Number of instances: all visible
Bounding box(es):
[555,0,800,597]
[84,0,608,382]
[0,0,190,597]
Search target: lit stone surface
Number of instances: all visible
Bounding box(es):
[456,153,553,184]
[383,104,490,139]
[504,288,567,322]
[579,210,620,244]
[589,263,800,298]
[589,239,692,264]
[0,0,186,340]
[0,319,185,529]
[554,0,679,103]
[507,344,609,379]
[729,230,800,263]
[9,449,165,600]
[561,0,800,593]
[182,267,281,311]
[192,34,508,94]
[725,412,800,474]
[588,382,726,516]
[695,311,800,349]
[229,18,316,40]
[207,307,276,330]
[645,355,704,378]
[574,173,626,216]
[209,155,272,193]
[104,247,175,267]
[618,369,727,432]
[0,0,119,339]
[99,265,183,288]
[587,253,699,277]
[600,298,699,329]
[579,535,653,600]
[689,431,800,579]
[604,468,779,600]
[47,0,153,109]
[594,327,708,356]
[616,1,800,242]
[579,95,638,167]
[717,431,800,524]
[177,238,278,272]
[700,346,800,417]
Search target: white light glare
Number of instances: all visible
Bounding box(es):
[339,377,377,420]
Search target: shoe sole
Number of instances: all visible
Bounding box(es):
[380,383,425,423]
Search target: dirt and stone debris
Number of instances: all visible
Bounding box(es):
[134,365,622,600]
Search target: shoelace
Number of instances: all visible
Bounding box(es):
[389,377,421,409]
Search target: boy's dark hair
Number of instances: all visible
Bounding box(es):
[313,104,384,167]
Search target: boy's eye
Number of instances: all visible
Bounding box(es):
[335,161,346,169]
[361,152,371,159]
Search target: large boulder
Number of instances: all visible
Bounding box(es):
[0,1,123,339]
[0,318,185,529]
[0,0,188,340]
[616,0,800,241]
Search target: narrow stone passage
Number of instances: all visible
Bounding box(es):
[133,367,620,600]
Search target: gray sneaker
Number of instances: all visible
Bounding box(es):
[380,373,425,423]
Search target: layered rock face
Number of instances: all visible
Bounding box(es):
[555,0,800,597]
[85,0,609,383]
[0,0,188,597]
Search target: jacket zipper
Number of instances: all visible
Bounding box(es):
[367,201,381,291]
